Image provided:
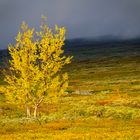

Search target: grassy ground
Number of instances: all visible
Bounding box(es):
[0,118,140,140]
[0,42,140,139]
[0,93,140,139]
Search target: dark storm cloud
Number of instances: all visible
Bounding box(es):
[0,0,140,49]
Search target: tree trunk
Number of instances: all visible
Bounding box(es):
[26,104,31,118]
[33,96,44,118]
[34,105,38,118]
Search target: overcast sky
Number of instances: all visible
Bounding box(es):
[0,0,140,49]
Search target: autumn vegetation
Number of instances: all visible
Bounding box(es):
[1,16,72,118]
[0,17,140,139]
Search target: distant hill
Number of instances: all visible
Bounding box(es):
[64,38,140,61]
[0,38,140,64]
[66,37,140,46]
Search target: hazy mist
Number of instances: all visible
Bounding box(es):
[0,0,140,49]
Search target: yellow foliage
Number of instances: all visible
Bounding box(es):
[4,16,72,117]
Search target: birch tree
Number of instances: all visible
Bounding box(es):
[4,17,72,118]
